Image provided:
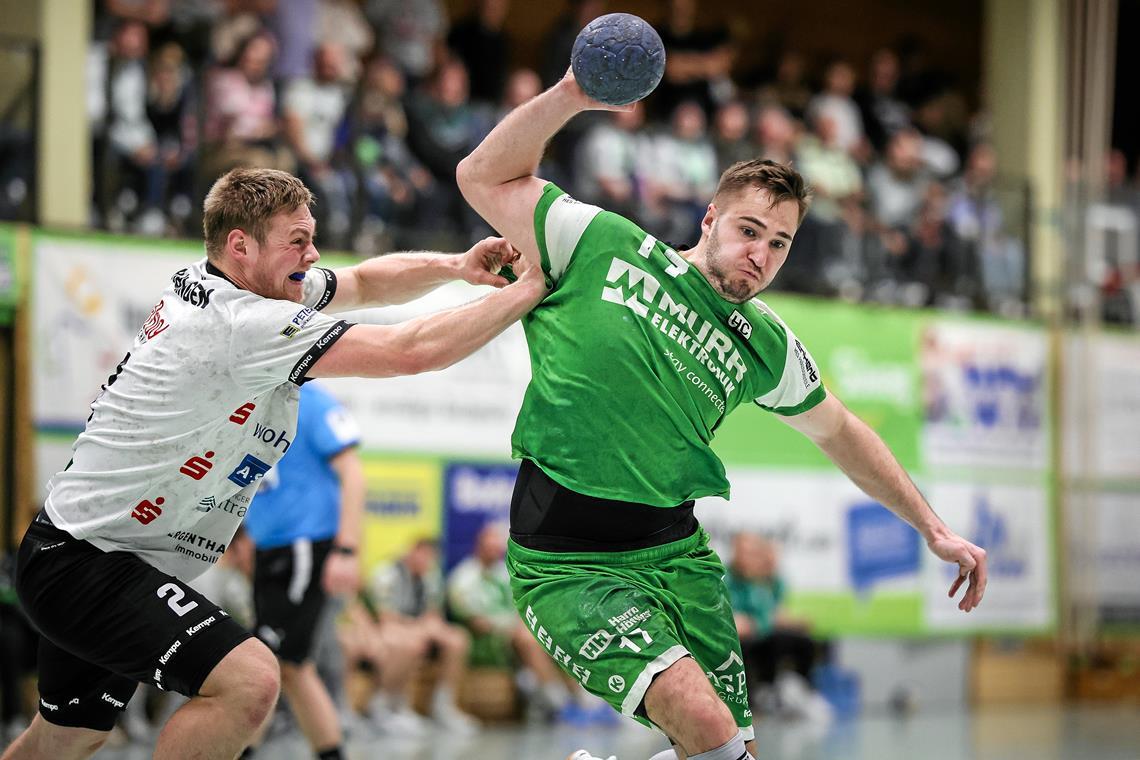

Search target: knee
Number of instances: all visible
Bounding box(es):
[230,642,281,729]
[448,625,470,653]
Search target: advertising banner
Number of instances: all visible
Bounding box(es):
[359,456,442,571]
[441,462,518,572]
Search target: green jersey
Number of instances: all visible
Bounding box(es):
[512,183,826,507]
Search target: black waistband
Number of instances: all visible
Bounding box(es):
[509,459,698,553]
[34,509,55,527]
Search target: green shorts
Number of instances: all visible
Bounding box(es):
[506,529,753,740]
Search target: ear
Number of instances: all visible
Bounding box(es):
[226,229,248,258]
[700,202,718,236]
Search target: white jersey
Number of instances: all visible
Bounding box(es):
[43,259,352,581]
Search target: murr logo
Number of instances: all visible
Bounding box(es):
[601,259,660,318]
[179,451,215,480]
[132,497,165,525]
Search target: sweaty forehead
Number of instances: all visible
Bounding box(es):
[722,189,798,228]
[269,207,315,237]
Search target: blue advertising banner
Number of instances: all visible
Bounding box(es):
[442,462,518,572]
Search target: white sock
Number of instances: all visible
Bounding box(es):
[688,731,753,760]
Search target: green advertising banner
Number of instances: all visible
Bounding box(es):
[712,295,925,470]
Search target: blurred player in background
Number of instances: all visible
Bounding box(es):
[242,381,364,760]
[4,167,546,760]
[457,71,988,760]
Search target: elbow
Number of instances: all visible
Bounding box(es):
[455,155,479,197]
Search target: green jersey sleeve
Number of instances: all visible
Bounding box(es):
[751,300,826,416]
[533,182,604,284]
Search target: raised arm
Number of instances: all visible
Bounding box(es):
[325,236,521,312]
[782,393,988,612]
[308,258,546,379]
[456,71,621,265]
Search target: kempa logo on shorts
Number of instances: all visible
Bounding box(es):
[40,699,59,711]
[154,668,164,689]
[69,698,80,706]
[607,675,626,693]
[186,615,216,638]
[101,693,126,709]
[159,639,182,664]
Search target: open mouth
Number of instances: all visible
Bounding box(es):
[288,272,306,282]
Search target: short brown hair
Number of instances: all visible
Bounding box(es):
[712,159,813,225]
[202,168,314,260]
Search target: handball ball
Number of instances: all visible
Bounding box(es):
[571,13,666,106]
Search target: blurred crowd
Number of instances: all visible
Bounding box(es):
[0,0,1115,317]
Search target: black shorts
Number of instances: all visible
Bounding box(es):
[253,538,332,664]
[15,513,253,731]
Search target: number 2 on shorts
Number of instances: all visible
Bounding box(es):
[157,582,200,617]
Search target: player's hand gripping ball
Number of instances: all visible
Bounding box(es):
[571,13,666,106]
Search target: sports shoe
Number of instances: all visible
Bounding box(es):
[432,704,480,736]
[565,751,617,760]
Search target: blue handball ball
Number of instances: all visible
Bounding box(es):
[571,13,666,106]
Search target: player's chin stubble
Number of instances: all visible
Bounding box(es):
[704,227,760,304]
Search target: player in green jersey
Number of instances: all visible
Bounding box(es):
[456,71,988,760]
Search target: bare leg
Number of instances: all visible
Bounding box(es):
[153,638,280,760]
[426,620,470,691]
[0,714,109,760]
[279,661,341,752]
[643,657,737,756]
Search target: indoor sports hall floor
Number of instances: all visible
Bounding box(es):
[88,703,1140,760]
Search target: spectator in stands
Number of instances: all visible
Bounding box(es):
[142,41,197,235]
[317,0,375,83]
[89,20,153,230]
[95,0,172,42]
[283,42,355,249]
[946,142,1022,312]
[653,0,735,119]
[203,30,293,179]
[446,523,581,721]
[573,102,654,223]
[868,128,930,230]
[539,0,605,89]
[855,47,911,154]
[405,55,490,239]
[646,99,720,244]
[806,58,866,160]
[268,0,318,83]
[712,99,757,173]
[912,93,963,179]
[727,532,829,720]
[789,109,863,295]
[447,0,512,106]
[367,539,479,734]
[337,597,426,736]
[755,49,812,121]
[350,55,439,250]
[753,104,799,166]
[364,0,448,84]
[210,0,276,66]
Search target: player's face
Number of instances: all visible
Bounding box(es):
[698,189,799,303]
[247,207,320,302]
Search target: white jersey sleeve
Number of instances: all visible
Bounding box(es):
[228,298,352,395]
[300,267,339,310]
[751,301,825,414]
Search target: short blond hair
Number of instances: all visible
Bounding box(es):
[202,168,314,260]
[713,159,813,225]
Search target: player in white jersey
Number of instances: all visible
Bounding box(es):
[4,168,547,760]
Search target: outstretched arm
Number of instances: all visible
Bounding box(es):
[782,393,988,612]
[456,71,622,265]
[326,237,521,312]
[309,256,547,379]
